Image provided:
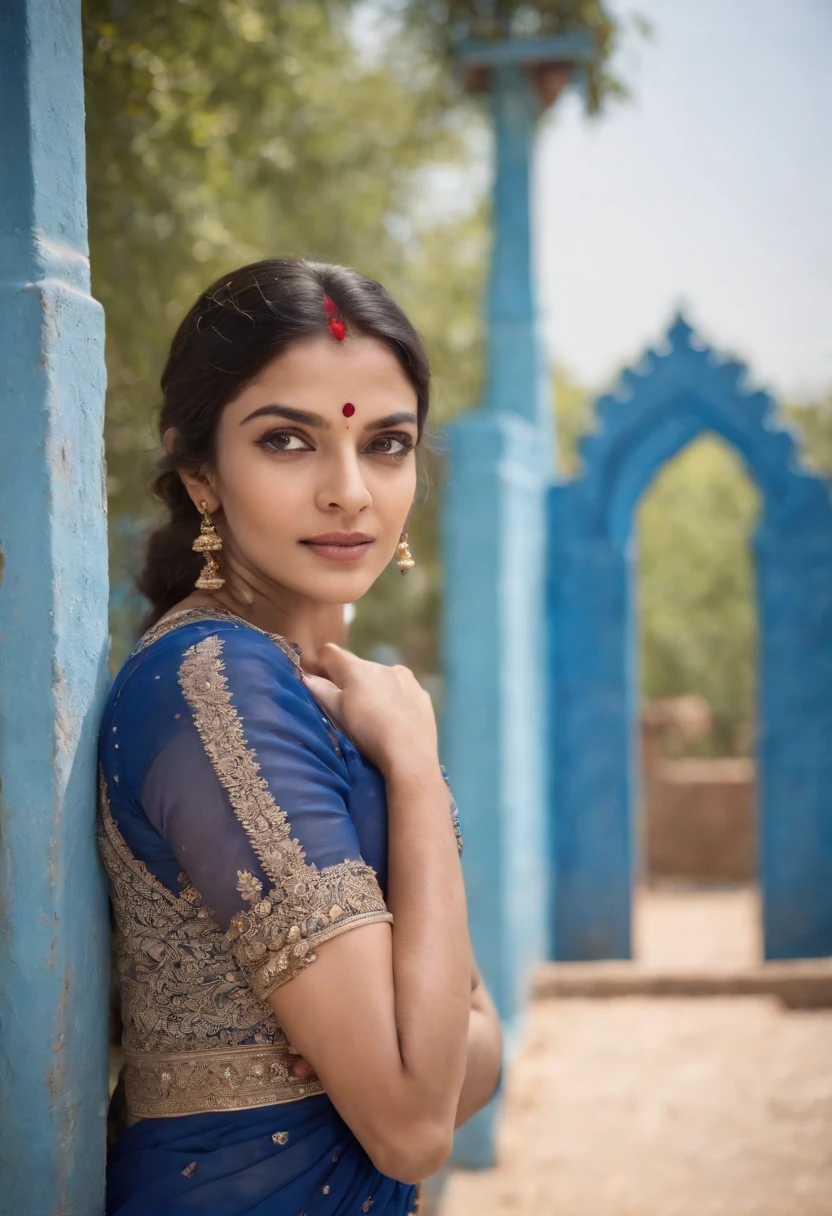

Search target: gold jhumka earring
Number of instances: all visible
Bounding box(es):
[395,532,415,575]
[192,501,225,591]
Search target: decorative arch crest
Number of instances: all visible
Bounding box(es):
[569,314,832,549]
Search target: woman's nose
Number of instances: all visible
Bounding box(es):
[316,453,373,516]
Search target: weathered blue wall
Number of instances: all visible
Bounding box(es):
[0,1,111,1211]
[548,316,832,961]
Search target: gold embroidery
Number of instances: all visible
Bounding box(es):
[99,778,324,1116]
[100,777,279,1053]
[440,765,464,857]
[123,1044,317,1119]
[182,1162,197,1178]
[272,1130,289,1145]
[134,606,303,672]
[177,634,393,1000]
[449,789,463,857]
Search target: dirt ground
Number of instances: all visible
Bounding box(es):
[439,889,832,1216]
[633,884,761,969]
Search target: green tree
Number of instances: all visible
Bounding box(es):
[553,363,594,475]
[83,0,487,661]
[637,439,759,755]
[785,394,832,475]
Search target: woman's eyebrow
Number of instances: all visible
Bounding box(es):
[240,404,329,428]
[364,411,418,431]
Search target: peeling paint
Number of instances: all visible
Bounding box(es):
[47,971,72,1096]
[48,437,72,485]
[51,969,74,1213]
[52,661,75,759]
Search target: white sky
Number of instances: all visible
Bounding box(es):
[536,0,832,400]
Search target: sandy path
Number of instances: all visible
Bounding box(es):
[440,890,832,1216]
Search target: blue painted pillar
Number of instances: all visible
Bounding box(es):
[756,521,832,959]
[546,495,636,960]
[0,1,110,1211]
[443,47,577,1168]
[485,65,552,443]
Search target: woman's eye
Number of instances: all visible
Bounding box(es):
[367,435,414,457]
[258,430,311,453]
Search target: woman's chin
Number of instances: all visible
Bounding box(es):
[279,567,385,606]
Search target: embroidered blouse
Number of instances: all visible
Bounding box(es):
[99,608,462,1122]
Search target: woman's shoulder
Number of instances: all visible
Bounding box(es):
[99,606,347,796]
[135,606,302,666]
[105,607,304,717]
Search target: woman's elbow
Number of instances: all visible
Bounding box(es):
[369,1121,454,1185]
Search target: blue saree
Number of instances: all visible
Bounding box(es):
[99,607,460,1215]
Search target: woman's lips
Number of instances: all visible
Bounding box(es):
[300,534,375,563]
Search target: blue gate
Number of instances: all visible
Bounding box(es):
[547,316,832,961]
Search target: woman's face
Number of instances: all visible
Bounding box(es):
[201,334,419,606]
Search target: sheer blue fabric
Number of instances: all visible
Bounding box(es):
[107,1098,415,1216]
[99,610,421,1216]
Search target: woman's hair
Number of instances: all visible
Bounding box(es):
[138,257,431,629]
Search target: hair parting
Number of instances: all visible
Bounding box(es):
[322,293,347,340]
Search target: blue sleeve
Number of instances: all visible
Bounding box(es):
[115,625,392,1001]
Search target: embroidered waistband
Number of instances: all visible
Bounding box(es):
[123,1043,324,1119]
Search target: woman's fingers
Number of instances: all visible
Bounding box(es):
[289,1056,315,1079]
[316,642,361,687]
[302,674,343,723]
[307,647,438,774]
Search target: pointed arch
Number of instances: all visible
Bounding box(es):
[548,316,832,961]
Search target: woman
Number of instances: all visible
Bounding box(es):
[100,257,503,1215]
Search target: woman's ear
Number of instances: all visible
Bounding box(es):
[164,428,220,514]
[178,467,220,516]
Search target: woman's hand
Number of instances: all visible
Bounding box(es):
[289,1055,316,1081]
[303,644,438,779]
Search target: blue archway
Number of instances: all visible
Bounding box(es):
[547,316,832,961]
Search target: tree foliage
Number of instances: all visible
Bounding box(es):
[784,395,832,477]
[83,0,488,660]
[396,0,641,113]
[637,439,759,756]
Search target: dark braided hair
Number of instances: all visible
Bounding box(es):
[138,258,431,630]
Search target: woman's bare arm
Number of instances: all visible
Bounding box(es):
[287,967,503,1131]
[455,974,502,1128]
[266,645,471,1184]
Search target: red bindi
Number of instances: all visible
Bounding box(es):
[342,402,355,418]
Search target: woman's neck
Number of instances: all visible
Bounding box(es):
[166,590,348,676]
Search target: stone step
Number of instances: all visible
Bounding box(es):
[531,958,832,1008]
